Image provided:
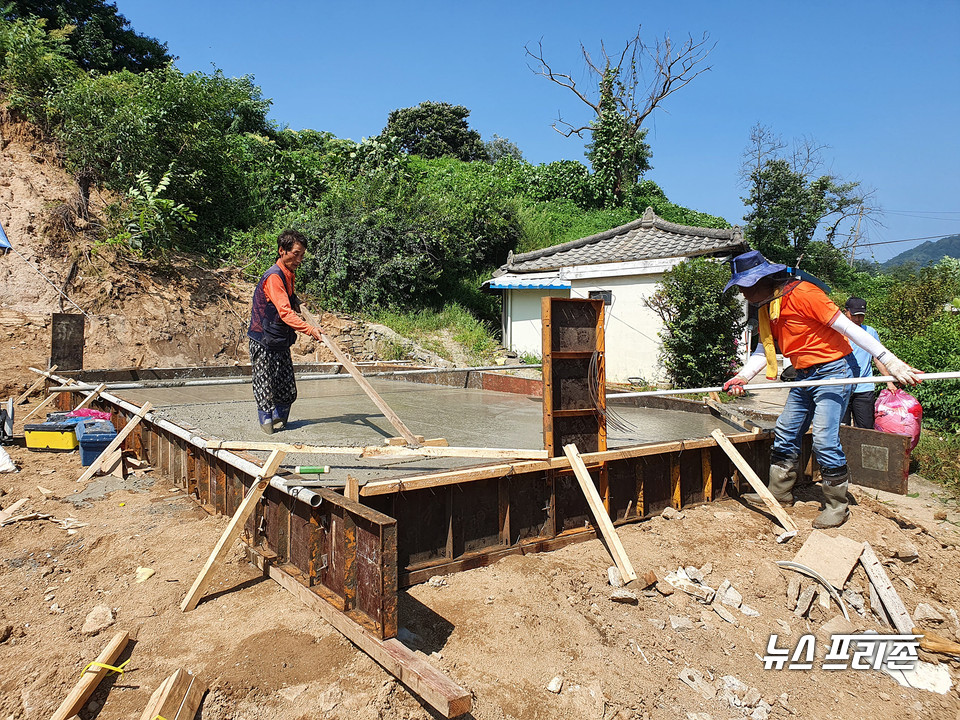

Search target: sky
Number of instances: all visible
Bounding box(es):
[114,0,960,263]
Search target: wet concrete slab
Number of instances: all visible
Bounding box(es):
[118,378,742,483]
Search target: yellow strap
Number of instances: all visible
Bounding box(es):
[80,658,130,679]
[757,295,782,380]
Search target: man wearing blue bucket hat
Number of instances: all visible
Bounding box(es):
[722,250,921,528]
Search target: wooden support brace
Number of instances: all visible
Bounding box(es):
[137,668,207,720]
[16,365,57,405]
[20,379,76,424]
[563,444,638,584]
[77,402,152,484]
[256,552,471,717]
[49,631,129,720]
[711,429,798,539]
[301,306,422,448]
[72,383,106,411]
[181,449,286,612]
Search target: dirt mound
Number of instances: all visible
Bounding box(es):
[0,108,456,396]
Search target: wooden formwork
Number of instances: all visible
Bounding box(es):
[56,390,398,640]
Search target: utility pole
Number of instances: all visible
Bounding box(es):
[848,205,864,264]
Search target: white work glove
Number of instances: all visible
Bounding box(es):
[877,352,922,385]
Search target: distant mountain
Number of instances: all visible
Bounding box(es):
[882,234,960,270]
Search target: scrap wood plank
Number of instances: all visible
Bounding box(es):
[860,542,914,634]
[20,379,76,424]
[49,630,129,720]
[711,429,798,539]
[137,668,207,720]
[15,365,57,405]
[181,449,286,612]
[301,306,421,448]
[76,402,152,484]
[206,439,548,461]
[258,552,471,718]
[72,382,107,411]
[0,498,28,524]
[563,443,638,584]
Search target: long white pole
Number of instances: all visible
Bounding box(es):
[607,371,960,399]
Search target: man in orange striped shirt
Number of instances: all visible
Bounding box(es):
[248,230,323,434]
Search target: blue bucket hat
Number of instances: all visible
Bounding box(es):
[723,250,787,292]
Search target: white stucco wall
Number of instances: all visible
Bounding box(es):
[568,275,668,384]
[502,288,569,359]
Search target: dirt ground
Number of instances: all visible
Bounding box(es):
[1,408,959,720]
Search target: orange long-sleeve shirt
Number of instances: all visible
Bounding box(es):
[262,263,314,336]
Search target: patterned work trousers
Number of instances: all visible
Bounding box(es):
[249,339,298,413]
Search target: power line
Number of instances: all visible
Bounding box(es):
[852,233,959,249]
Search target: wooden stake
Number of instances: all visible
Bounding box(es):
[345,474,360,502]
[137,668,207,720]
[49,631,129,720]
[181,449,286,611]
[77,402,152,484]
[15,365,57,405]
[711,429,798,538]
[563,443,638,583]
[20,379,76,424]
[301,307,421,448]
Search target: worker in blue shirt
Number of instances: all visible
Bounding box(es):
[841,297,895,428]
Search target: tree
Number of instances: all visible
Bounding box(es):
[483,134,523,163]
[740,123,875,279]
[5,0,171,73]
[381,101,487,161]
[645,257,745,388]
[526,27,713,205]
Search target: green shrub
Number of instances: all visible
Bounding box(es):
[646,257,745,388]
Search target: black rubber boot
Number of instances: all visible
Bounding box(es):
[742,455,799,506]
[814,468,850,528]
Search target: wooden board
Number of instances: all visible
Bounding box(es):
[859,542,914,634]
[76,402,152,484]
[20,379,76,424]
[15,365,57,405]
[207,440,547,460]
[138,668,207,720]
[791,530,863,589]
[49,631,129,720]
[301,307,421,448]
[563,444,637,583]
[181,449,286,611]
[711,429,798,536]
[255,550,471,718]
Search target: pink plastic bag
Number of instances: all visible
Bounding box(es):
[874,388,923,450]
[68,408,112,421]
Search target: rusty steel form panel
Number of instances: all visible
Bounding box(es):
[542,297,606,458]
[394,434,776,586]
[64,389,399,641]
